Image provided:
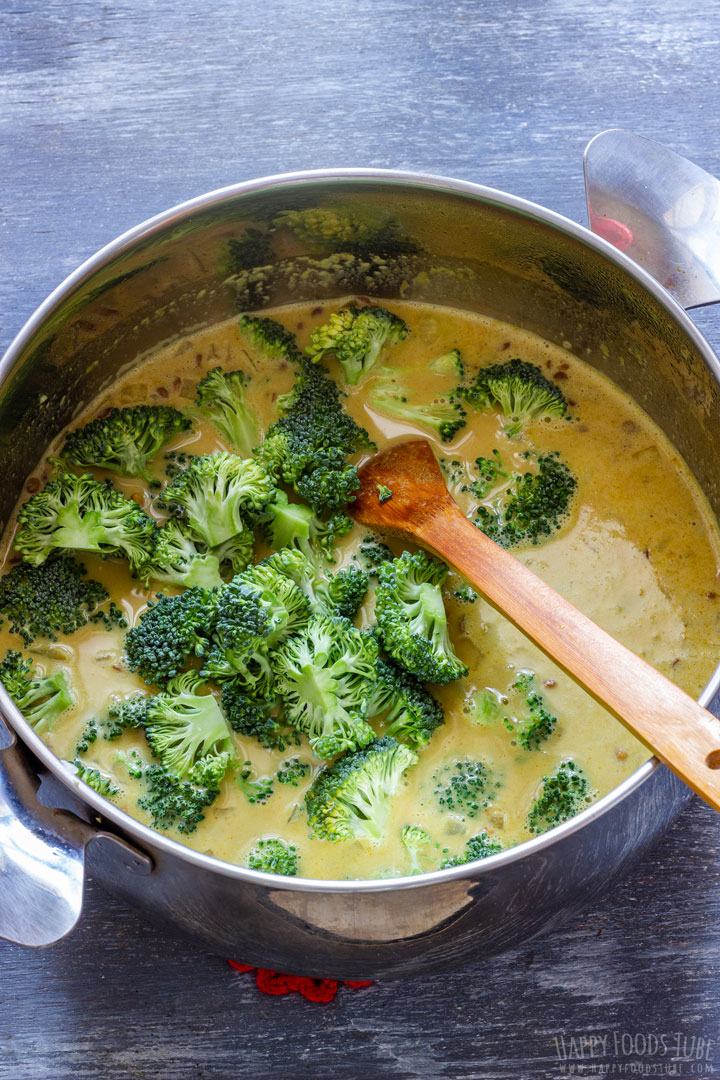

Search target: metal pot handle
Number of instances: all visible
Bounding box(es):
[584,129,720,310]
[0,714,151,947]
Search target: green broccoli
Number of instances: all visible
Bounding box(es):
[272,611,378,758]
[237,314,301,362]
[101,693,150,740]
[211,528,255,575]
[306,305,409,385]
[428,349,464,380]
[353,534,395,578]
[262,548,368,621]
[133,760,220,834]
[367,655,444,748]
[452,584,478,603]
[475,451,577,548]
[440,831,503,868]
[369,369,466,443]
[264,490,353,562]
[220,681,299,751]
[528,760,591,834]
[138,520,226,590]
[377,484,393,503]
[246,837,299,876]
[375,550,468,684]
[0,651,73,734]
[143,671,235,784]
[60,405,191,483]
[194,366,260,458]
[160,452,275,548]
[235,761,274,804]
[466,690,502,727]
[75,717,98,756]
[433,758,495,818]
[461,358,568,437]
[504,672,558,750]
[125,587,218,685]
[306,736,418,842]
[401,824,432,874]
[467,450,507,499]
[276,757,311,786]
[72,760,120,797]
[14,472,156,569]
[257,356,373,513]
[0,556,126,645]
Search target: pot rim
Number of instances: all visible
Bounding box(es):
[3,166,719,892]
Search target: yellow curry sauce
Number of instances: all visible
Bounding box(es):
[2,298,719,879]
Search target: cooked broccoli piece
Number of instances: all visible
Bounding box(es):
[246,837,299,876]
[235,760,274,804]
[452,584,477,603]
[461,358,568,437]
[220,681,299,751]
[125,587,218,685]
[377,484,393,503]
[72,759,120,798]
[0,555,126,645]
[369,366,466,443]
[367,655,444,749]
[306,736,418,842]
[143,671,235,784]
[504,671,558,750]
[468,450,507,499]
[160,452,275,548]
[138,520,226,590]
[101,693,150,740]
[475,451,577,548]
[466,690,502,727]
[194,366,260,458]
[528,759,591,834]
[375,550,467,684]
[401,824,432,874]
[237,314,301,362]
[203,563,310,690]
[263,547,367,620]
[276,756,311,786]
[164,449,190,480]
[135,761,220,834]
[0,651,73,734]
[306,305,409,386]
[433,758,494,818]
[75,717,98,756]
[428,349,464,380]
[273,611,378,758]
[440,831,503,868]
[14,472,156,569]
[264,490,353,562]
[212,528,255,575]
[353,534,395,578]
[257,357,373,513]
[60,405,191,483]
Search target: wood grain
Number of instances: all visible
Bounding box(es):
[3,0,720,1076]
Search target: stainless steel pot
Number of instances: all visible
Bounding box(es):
[2,131,720,978]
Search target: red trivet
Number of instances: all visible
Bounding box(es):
[228,959,373,1002]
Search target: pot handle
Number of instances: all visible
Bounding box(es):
[584,129,720,310]
[0,715,152,947]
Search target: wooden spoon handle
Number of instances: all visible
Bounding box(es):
[421,502,720,810]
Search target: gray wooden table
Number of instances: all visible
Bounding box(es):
[2,2,720,1077]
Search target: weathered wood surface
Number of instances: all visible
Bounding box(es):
[2,1,720,1077]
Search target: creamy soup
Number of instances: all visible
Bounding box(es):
[2,298,719,879]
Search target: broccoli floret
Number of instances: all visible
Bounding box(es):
[401,824,432,874]
[428,349,464,380]
[257,357,373,513]
[273,611,378,758]
[262,547,367,620]
[377,484,393,503]
[161,452,275,549]
[369,368,466,443]
[72,759,120,798]
[14,472,156,569]
[246,837,299,876]
[375,551,467,684]
[475,451,577,548]
[466,690,502,727]
[212,528,255,575]
[101,693,150,740]
[353,534,395,578]
[138,520,226,590]
[433,758,494,818]
[143,671,235,783]
[528,760,591,834]
[504,672,558,750]
[367,655,444,749]
[306,736,418,842]
[220,681,299,752]
[203,563,310,690]
[237,314,301,362]
[195,366,260,458]
[0,651,73,734]
[0,555,126,645]
[452,584,477,603]
[74,717,98,756]
[125,587,218,685]
[264,490,353,562]
[60,405,191,483]
[462,358,568,437]
[235,761,274,804]
[135,761,220,834]
[468,450,507,499]
[276,756,311,786]
[306,305,409,386]
[440,831,503,868]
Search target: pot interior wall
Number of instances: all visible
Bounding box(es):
[3,179,719,534]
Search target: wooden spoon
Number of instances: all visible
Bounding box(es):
[351,438,720,811]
